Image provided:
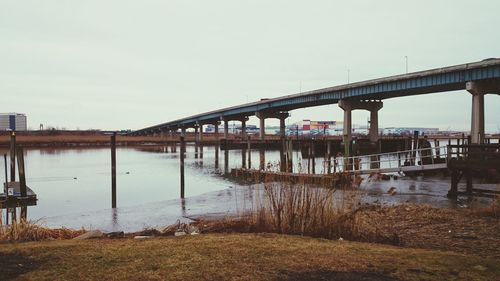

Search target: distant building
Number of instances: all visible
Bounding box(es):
[382,127,439,136]
[0,113,27,131]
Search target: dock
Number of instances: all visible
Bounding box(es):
[0,182,37,209]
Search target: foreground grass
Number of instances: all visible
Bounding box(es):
[1,234,498,281]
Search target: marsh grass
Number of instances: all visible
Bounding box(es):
[0,216,84,242]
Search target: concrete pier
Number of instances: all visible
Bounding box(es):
[256,111,289,140]
[339,99,383,145]
[465,81,500,144]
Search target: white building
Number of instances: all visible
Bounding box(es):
[0,113,27,131]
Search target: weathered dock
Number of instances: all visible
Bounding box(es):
[230,168,353,188]
[0,182,37,209]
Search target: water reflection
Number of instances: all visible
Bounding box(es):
[3,144,495,232]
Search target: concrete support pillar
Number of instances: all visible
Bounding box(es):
[241,120,246,139]
[214,122,219,140]
[279,117,286,139]
[259,117,265,140]
[256,111,289,141]
[180,127,186,137]
[467,82,485,144]
[369,108,381,143]
[338,100,352,145]
[198,124,204,142]
[339,99,383,145]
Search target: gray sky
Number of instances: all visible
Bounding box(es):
[1,0,499,132]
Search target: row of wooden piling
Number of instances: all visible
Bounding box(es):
[2,132,30,224]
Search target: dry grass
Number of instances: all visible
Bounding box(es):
[0,234,498,281]
[471,196,500,218]
[0,218,84,242]
[249,181,362,240]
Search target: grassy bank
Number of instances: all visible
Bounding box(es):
[1,233,499,281]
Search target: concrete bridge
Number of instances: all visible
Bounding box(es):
[131,58,500,145]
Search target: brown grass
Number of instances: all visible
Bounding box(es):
[0,219,84,242]
[0,234,498,281]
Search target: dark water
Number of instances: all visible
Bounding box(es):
[0,145,497,232]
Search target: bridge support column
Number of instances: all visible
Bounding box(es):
[241,119,246,138]
[256,111,289,141]
[339,99,383,149]
[467,81,500,144]
[279,117,286,139]
[258,115,265,140]
[338,101,352,148]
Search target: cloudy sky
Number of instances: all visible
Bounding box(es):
[1,0,499,132]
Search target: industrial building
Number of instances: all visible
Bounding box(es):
[0,113,27,131]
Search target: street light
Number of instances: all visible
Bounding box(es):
[405,56,408,74]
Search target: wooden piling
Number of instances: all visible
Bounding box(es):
[280,137,286,172]
[466,169,473,195]
[111,133,117,208]
[16,148,27,197]
[224,150,229,174]
[259,148,265,171]
[242,147,246,168]
[247,136,251,169]
[326,140,331,174]
[215,141,219,169]
[311,140,316,174]
[10,132,16,182]
[287,139,293,173]
[3,154,8,224]
[180,136,185,199]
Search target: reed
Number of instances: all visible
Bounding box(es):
[0,216,84,242]
[245,171,363,239]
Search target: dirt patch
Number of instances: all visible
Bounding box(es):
[0,252,42,281]
[277,270,399,281]
[343,204,500,258]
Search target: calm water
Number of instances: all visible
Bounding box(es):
[1,145,497,232]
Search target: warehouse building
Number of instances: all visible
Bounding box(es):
[0,113,27,131]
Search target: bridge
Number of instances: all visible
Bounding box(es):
[131,58,500,145]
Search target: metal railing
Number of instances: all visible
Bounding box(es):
[323,146,449,173]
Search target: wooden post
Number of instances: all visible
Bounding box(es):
[287,139,293,173]
[412,131,418,165]
[307,144,311,174]
[327,140,331,174]
[180,136,185,198]
[3,154,8,224]
[466,169,473,195]
[311,140,316,174]
[247,136,251,169]
[16,148,27,197]
[10,132,16,182]
[259,148,265,171]
[448,170,459,198]
[224,149,229,174]
[20,207,27,221]
[280,137,286,172]
[111,133,117,208]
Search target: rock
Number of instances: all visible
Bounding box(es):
[473,265,487,271]
[174,231,187,237]
[73,230,103,240]
[187,225,200,235]
[338,237,344,241]
[106,231,124,238]
[134,236,153,240]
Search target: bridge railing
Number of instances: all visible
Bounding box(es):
[324,146,449,173]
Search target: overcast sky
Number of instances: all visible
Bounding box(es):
[1,0,499,132]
